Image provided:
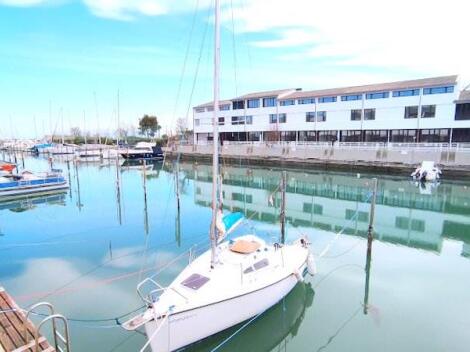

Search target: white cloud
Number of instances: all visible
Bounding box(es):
[82,0,167,20]
[0,0,49,6]
[225,0,470,84]
[81,0,211,20]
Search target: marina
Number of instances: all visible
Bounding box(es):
[1,0,470,350]
[0,154,469,351]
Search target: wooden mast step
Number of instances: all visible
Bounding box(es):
[0,287,61,352]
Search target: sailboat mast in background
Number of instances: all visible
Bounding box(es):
[209,0,221,268]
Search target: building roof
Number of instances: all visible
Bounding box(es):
[194,99,233,109]
[193,75,458,109]
[285,75,458,99]
[455,90,470,103]
[235,88,299,100]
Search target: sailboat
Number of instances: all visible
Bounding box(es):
[123,1,316,351]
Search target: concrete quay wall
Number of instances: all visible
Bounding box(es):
[166,144,470,179]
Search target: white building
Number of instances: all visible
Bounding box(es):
[193,75,470,144]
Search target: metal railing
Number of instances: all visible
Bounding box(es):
[188,140,470,151]
[25,302,71,352]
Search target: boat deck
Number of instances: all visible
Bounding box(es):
[0,287,55,352]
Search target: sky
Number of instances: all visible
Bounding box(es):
[1,0,469,139]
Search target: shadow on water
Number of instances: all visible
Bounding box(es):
[184,282,315,352]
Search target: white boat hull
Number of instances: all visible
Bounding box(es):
[145,262,306,352]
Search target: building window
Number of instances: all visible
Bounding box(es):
[280,131,296,141]
[298,131,316,141]
[341,94,362,101]
[421,105,436,118]
[419,129,449,143]
[303,203,323,215]
[317,130,337,141]
[456,103,470,120]
[218,117,224,125]
[269,113,286,123]
[404,106,418,119]
[351,109,362,121]
[306,112,315,122]
[318,96,337,103]
[280,99,295,106]
[233,100,244,110]
[346,209,369,222]
[341,130,362,142]
[195,119,200,126]
[395,216,409,229]
[232,116,249,125]
[364,108,375,120]
[248,131,261,141]
[195,107,205,113]
[316,111,326,122]
[451,128,470,142]
[298,98,315,104]
[207,105,214,112]
[247,99,259,109]
[220,104,230,111]
[411,219,425,232]
[423,86,454,95]
[263,97,277,107]
[392,89,420,97]
[366,92,390,99]
[246,116,253,124]
[390,129,417,143]
[364,130,388,142]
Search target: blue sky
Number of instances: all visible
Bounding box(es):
[1,0,469,139]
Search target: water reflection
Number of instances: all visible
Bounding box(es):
[186,282,315,352]
[181,163,470,258]
[0,191,66,213]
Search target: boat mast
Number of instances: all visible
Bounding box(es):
[210,0,221,268]
[117,89,120,147]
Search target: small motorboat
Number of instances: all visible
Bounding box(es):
[0,169,69,199]
[120,142,163,160]
[411,161,442,182]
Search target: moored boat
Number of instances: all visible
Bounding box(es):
[411,161,442,182]
[120,142,163,160]
[0,169,68,199]
[122,1,315,350]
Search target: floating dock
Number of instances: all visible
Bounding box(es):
[0,287,55,352]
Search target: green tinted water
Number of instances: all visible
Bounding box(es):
[1,155,469,351]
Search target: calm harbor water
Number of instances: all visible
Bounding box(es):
[1,155,470,351]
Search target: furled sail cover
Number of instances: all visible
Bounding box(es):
[223,212,244,235]
[216,211,244,240]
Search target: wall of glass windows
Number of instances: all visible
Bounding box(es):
[202,128,464,143]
